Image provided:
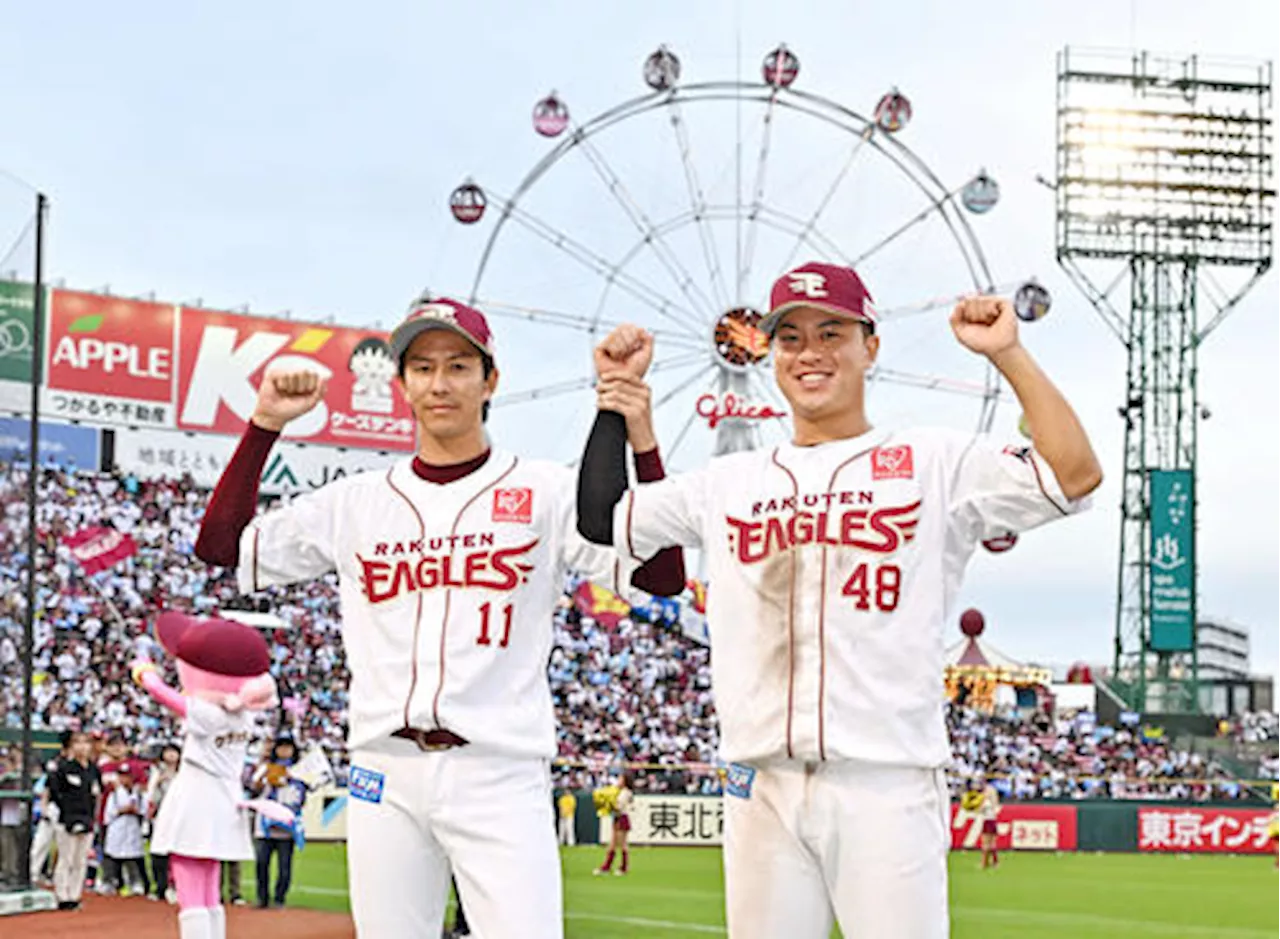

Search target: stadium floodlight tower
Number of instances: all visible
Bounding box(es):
[1054,48,1274,714]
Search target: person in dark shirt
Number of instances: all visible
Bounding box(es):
[48,732,101,910]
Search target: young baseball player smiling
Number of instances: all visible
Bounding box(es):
[578,261,1102,939]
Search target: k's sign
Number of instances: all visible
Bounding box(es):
[176,307,415,451]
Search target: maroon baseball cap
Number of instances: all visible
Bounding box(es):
[155,611,271,677]
[389,295,495,365]
[760,262,877,336]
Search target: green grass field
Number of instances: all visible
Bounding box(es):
[242,843,1278,937]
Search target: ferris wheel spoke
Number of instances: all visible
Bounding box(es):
[849,183,964,270]
[756,205,854,267]
[574,135,719,322]
[876,282,1023,322]
[652,361,714,411]
[867,366,1006,400]
[485,189,705,339]
[738,93,780,302]
[777,127,874,274]
[747,369,791,416]
[493,351,707,408]
[662,374,720,467]
[667,102,731,311]
[474,297,706,348]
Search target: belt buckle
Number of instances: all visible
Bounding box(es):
[419,738,451,753]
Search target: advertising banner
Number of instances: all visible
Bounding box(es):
[950,802,1078,851]
[176,307,414,451]
[1149,469,1195,651]
[0,280,36,383]
[110,427,400,495]
[604,795,724,846]
[44,290,177,428]
[1137,807,1274,854]
[0,416,101,469]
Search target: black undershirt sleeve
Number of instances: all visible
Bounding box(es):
[577,411,629,546]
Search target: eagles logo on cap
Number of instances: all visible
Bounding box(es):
[759,261,877,337]
[389,294,495,364]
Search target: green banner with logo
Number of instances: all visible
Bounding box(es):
[1149,469,1194,652]
[0,281,35,383]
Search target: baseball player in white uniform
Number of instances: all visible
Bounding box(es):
[194,294,684,937]
[577,261,1103,938]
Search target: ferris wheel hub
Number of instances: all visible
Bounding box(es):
[711,307,769,374]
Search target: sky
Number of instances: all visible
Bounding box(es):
[1,0,1276,679]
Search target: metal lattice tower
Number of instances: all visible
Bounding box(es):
[1055,48,1274,713]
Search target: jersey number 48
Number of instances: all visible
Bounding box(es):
[841,562,902,612]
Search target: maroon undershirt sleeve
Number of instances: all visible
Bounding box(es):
[194,422,280,568]
[628,448,687,597]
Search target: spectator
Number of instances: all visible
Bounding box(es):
[47,730,100,911]
[102,766,148,896]
[145,742,180,902]
[249,736,305,909]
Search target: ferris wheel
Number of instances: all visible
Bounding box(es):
[440,45,1052,471]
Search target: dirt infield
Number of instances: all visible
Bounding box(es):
[0,895,355,938]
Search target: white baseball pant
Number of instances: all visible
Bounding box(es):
[30,818,56,882]
[558,816,576,846]
[723,759,950,939]
[346,737,562,938]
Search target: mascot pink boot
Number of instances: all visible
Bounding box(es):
[133,612,294,939]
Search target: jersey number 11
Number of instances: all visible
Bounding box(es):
[476,602,514,648]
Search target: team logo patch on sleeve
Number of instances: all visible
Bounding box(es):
[348,766,385,804]
[1002,445,1033,464]
[493,487,533,523]
[724,763,756,799]
[871,445,914,480]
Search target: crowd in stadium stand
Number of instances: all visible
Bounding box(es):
[1,460,1276,806]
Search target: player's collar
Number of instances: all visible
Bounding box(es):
[781,426,893,456]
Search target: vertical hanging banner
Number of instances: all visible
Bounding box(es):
[176,308,415,451]
[1148,469,1194,652]
[0,280,35,383]
[42,290,178,428]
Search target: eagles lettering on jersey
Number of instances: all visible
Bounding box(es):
[356,533,539,603]
[726,491,921,564]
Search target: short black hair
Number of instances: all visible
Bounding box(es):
[398,348,495,423]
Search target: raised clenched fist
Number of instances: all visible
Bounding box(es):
[594,325,654,380]
[251,369,329,432]
[950,295,1020,360]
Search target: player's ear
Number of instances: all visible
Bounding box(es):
[862,329,880,366]
[485,364,500,400]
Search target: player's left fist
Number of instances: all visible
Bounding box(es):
[594,325,654,380]
[950,295,1020,359]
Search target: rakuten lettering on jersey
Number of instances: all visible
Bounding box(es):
[357,535,539,603]
[727,490,921,564]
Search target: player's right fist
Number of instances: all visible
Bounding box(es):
[594,325,653,380]
[130,659,158,687]
[251,369,329,432]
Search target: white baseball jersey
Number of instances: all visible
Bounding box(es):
[613,426,1089,768]
[238,450,636,756]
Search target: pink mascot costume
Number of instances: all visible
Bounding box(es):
[132,612,292,939]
